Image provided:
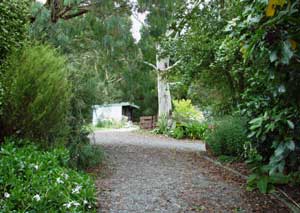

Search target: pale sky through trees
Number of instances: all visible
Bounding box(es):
[36,0,147,42]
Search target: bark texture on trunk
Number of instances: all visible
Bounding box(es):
[156,55,172,117]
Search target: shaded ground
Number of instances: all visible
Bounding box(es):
[91,130,288,212]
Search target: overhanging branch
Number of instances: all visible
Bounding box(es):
[143,59,182,72]
[61,8,89,20]
[143,61,157,70]
[164,59,182,71]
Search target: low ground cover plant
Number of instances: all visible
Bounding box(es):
[96,117,127,129]
[0,139,97,212]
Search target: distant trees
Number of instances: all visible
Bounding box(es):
[31,0,130,23]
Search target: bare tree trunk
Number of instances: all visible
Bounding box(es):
[156,52,172,117]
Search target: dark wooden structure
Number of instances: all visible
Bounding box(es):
[122,105,136,121]
[139,116,157,129]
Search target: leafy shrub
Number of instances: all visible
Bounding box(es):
[206,116,248,157]
[67,127,105,169]
[169,122,208,140]
[0,139,97,212]
[164,99,208,140]
[0,0,30,115]
[173,99,204,123]
[0,44,70,145]
[169,126,185,139]
[0,0,29,63]
[185,122,208,140]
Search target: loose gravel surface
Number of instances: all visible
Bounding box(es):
[91,130,287,213]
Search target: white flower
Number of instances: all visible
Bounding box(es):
[63,202,72,209]
[88,205,92,209]
[4,192,10,198]
[72,185,82,194]
[30,164,39,170]
[56,177,64,184]
[20,162,25,169]
[63,201,80,209]
[33,194,41,201]
[278,85,286,93]
[83,200,88,205]
[63,173,69,180]
[73,201,80,207]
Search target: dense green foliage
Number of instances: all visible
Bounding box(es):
[0,139,97,212]
[1,0,299,200]
[0,0,29,63]
[206,116,248,157]
[1,45,70,145]
[172,99,204,123]
[31,3,158,119]
[155,99,208,140]
[235,0,300,192]
[166,0,300,192]
[67,127,105,170]
[170,99,207,140]
[0,0,105,171]
[0,0,30,115]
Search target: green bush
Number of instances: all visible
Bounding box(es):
[0,0,29,63]
[170,126,185,139]
[0,139,97,212]
[170,122,208,140]
[0,0,30,115]
[172,99,204,123]
[68,127,105,169]
[185,122,208,140]
[206,116,248,157]
[0,44,70,145]
[165,99,208,140]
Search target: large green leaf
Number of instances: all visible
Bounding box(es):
[257,176,269,193]
[287,120,294,129]
[280,40,293,65]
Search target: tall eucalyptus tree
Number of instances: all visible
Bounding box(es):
[138,0,184,117]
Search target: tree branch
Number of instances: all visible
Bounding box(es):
[143,61,157,70]
[61,8,89,20]
[164,59,182,71]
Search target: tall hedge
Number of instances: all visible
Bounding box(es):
[0,0,30,63]
[0,0,30,116]
[1,45,70,145]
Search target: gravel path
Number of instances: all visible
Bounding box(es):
[91,130,205,152]
[92,130,285,213]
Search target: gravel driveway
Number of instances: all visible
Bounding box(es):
[91,130,286,213]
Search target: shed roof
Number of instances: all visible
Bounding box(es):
[94,102,140,109]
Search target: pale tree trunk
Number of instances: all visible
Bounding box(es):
[156,52,172,117]
[143,46,181,119]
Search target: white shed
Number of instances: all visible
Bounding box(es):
[92,102,139,126]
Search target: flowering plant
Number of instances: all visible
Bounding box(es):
[0,139,97,212]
